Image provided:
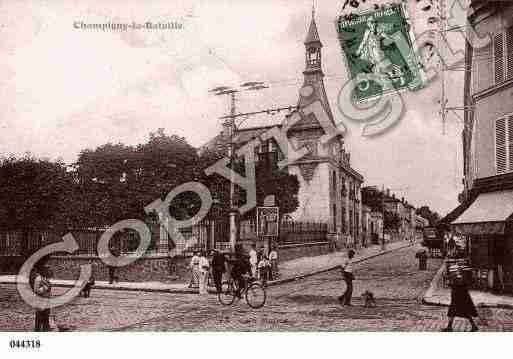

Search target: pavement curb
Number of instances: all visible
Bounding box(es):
[0,278,205,295]
[0,242,413,294]
[422,262,513,309]
[421,262,446,306]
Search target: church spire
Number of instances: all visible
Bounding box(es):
[296,6,335,125]
[304,5,321,45]
[304,7,322,74]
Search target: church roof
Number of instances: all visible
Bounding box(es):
[233,125,280,146]
[197,124,282,155]
[304,15,321,44]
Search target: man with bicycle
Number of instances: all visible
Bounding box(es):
[231,244,252,298]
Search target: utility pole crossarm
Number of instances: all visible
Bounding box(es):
[209,82,270,251]
[219,106,298,120]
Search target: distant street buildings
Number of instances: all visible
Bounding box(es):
[361,186,427,247]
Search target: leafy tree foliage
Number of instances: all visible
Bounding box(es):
[415,205,440,227]
[383,210,401,230]
[197,146,300,221]
[1,129,300,230]
[361,186,383,212]
[0,155,73,229]
[72,129,200,226]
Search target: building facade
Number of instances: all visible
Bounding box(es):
[453,1,513,291]
[202,12,365,248]
[285,13,364,249]
[361,205,371,247]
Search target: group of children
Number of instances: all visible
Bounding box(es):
[251,245,278,287]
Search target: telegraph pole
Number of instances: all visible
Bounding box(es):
[439,0,447,135]
[210,86,239,251]
[381,184,385,250]
[211,82,293,251]
[223,90,238,251]
[437,0,474,133]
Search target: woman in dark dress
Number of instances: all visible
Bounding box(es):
[443,271,479,332]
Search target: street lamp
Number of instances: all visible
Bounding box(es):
[209,82,269,251]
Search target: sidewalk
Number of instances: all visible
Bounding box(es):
[271,240,413,285]
[0,275,194,293]
[423,262,513,309]
[0,240,413,294]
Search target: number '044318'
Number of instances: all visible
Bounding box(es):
[9,339,41,349]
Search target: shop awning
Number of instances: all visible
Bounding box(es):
[438,201,473,230]
[451,190,513,235]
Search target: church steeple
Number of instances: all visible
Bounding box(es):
[295,6,336,127]
[304,7,323,75]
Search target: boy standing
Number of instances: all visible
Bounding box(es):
[34,266,52,331]
[338,249,355,306]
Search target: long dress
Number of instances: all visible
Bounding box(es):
[198,256,210,295]
[448,281,478,318]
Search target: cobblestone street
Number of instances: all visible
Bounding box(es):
[2,245,513,331]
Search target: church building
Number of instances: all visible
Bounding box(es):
[202,12,365,247]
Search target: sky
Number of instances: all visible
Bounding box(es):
[0,0,469,215]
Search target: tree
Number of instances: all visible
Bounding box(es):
[197,147,300,221]
[132,128,200,221]
[362,186,383,212]
[416,205,441,227]
[383,210,401,231]
[0,154,73,229]
[250,161,300,221]
[71,142,137,226]
[72,129,201,226]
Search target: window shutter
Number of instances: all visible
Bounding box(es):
[496,117,507,174]
[509,115,513,171]
[494,32,505,84]
[507,27,513,80]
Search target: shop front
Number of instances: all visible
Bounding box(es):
[451,190,513,293]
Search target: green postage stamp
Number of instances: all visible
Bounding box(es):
[336,4,425,102]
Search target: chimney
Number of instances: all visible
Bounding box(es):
[386,189,390,196]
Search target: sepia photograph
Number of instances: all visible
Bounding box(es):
[0,1,512,355]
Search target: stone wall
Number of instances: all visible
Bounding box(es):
[47,254,190,283]
[0,256,26,274]
[44,240,338,283]
[277,241,335,262]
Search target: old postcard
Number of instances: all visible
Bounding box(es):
[0,0,512,356]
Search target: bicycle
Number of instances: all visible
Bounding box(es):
[218,275,267,309]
